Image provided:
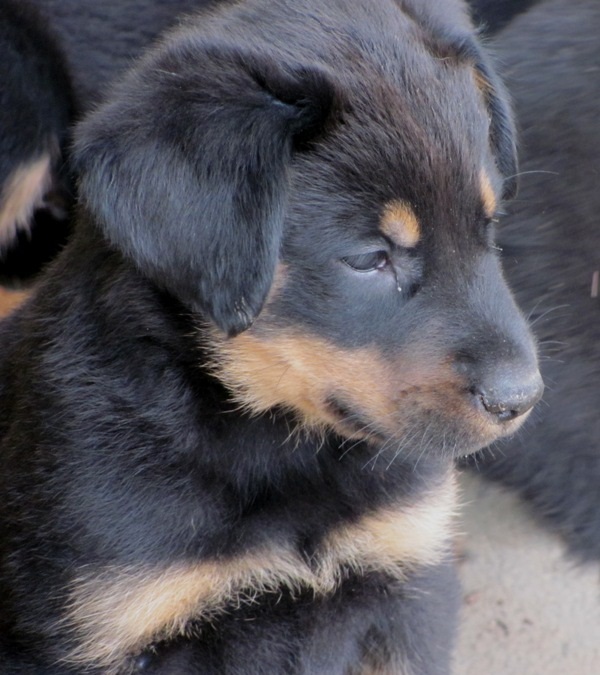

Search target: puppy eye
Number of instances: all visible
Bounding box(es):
[342,250,390,272]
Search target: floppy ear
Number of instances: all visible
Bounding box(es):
[473,55,518,200]
[445,31,518,199]
[73,39,337,335]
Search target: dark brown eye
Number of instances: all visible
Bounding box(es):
[341,250,390,272]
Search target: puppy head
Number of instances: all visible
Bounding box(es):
[74,0,539,460]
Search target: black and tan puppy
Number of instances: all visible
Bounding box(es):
[0,0,543,673]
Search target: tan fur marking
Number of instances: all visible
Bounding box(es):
[208,329,398,436]
[480,170,497,218]
[473,67,492,96]
[380,200,421,248]
[0,155,53,246]
[64,473,457,672]
[322,470,457,574]
[0,287,29,317]
[207,326,530,451]
[65,548,315,672]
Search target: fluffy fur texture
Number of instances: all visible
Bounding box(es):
[0,1,73,256]
[0,0,543,673]
[0,0,526,280]
[0,0,206,281]
[465,0,600,563]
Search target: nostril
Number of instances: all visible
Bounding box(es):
[471,371,544,423]
[479,395,521,422]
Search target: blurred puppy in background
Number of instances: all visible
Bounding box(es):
[466,0,600,563]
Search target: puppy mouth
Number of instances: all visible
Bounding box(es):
[324,395,523,460]
[325,397,386,442]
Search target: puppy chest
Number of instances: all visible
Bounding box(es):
[62,472,457,671]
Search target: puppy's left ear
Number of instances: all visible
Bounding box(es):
[73,41,337,335]
[473,52,518,199]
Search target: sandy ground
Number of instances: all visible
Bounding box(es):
[454,472,600,675]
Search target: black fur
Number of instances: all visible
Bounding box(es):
[0,0,74,278]
[0,1,73,195]
[133,563,461,675]
[0,0,541,673]
[0,0,524,280]
[74,51,338,335]
[468,0,543,35]
[466,0,600,563]
[0,0,210,280]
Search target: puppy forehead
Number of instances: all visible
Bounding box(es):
[199,0,491,183]
[289,63,493,236]
[203,0,497,244]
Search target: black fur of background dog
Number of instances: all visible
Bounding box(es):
[0,0,544,673]
[465,0,600,563]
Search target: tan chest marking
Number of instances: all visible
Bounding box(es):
[63,472,457,672]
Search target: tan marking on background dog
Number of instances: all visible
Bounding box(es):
[380,200,421,248]
[0,287,30,317]
[63,473,457,672]
[591,270,599,298]
[479,170,497,218]
[0,154,53,246]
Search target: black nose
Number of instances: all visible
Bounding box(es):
[472,366,544,422]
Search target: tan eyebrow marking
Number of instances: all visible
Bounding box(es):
[380,200,421,248]
[480,170,497,218]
